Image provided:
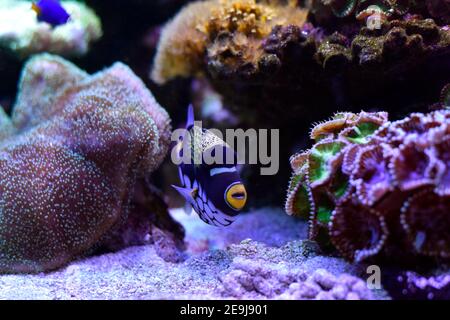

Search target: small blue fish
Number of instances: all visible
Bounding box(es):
[32,0,70,27]
[173,105,247,227]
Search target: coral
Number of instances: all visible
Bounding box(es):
[151,0,450,127]
[151,0,308,84]
[285,109,450,262]
[350,18,450,69]
[309,0,394,21]
[279,268,374,300]
[309,0,450,24]
[0,54,183,273]
[384,270,450,300]
[218,258,374,299]
[0,0,102,58]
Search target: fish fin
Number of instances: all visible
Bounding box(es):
[186,104,195,129]
[172,184,198,208]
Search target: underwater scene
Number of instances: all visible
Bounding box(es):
[0,0,449,301]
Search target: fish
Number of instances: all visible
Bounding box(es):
[31,0,70,27]
[172,105,247,227]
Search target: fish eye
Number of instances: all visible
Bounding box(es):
[225,183,247,211]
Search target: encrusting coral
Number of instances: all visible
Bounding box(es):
[0,54,184,274]
[285,109,450,263]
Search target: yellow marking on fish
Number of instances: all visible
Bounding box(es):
[226,183,247,210]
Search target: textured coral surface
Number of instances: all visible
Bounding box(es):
[219,256,374,299]
[384,270,450,300]
[309,0,450,24]
[151,0,308,84]
[0,54,183,273]
[151,0,450,126]
[286,110,450,263]
[150,0,450,211]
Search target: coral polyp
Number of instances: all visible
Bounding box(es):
[0,54,183,273]
[385,270,450,300]
[285,109,450,262]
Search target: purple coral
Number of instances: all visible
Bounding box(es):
[286,109,450,262]
[0,54,183,273]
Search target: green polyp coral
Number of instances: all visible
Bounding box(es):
[308,140,345,187]
[329,164,350,199]
[286,152,312,219]
[0,0,102,58]
[285,111,388,259]
[341,121,382,144]
[286,111,386,222]
[286,108,450,263]
[314,191,335,224]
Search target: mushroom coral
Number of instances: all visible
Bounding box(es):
[0,54,184,273]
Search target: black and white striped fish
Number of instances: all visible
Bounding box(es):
[172,105,247,226]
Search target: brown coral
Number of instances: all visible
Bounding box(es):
[151,0,308,84]
[285,109,450,262]
[0,54,183,273]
